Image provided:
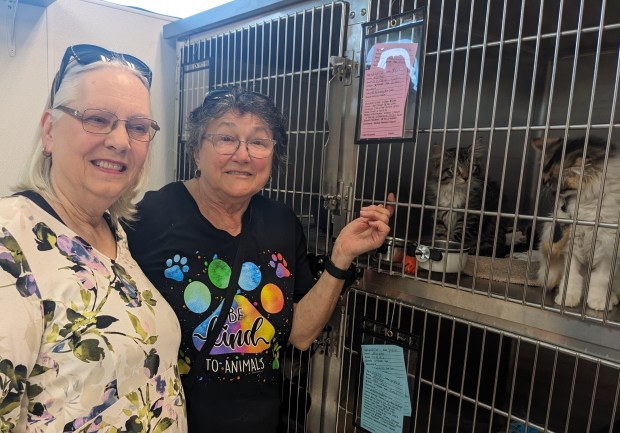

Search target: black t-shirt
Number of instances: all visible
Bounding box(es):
[125,182,315,432]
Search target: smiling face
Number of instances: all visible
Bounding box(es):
[41,68,152,213]
[195,110,273,205]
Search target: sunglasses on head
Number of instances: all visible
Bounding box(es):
[51,44,153,105]
[201,87,273,107]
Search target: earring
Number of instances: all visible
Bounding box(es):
[194,168,202,178]
[42,149,51,158]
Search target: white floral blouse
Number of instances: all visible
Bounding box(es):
[0,195,187,433]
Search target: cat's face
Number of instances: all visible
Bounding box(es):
[532,136,612,196]
[429,140,485,185]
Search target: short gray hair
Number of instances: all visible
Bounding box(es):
[16,59,152,225]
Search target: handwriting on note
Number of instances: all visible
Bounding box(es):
[359,42,418,140]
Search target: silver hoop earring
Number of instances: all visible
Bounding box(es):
[194,169,202,178]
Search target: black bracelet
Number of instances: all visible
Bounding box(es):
[324,258,349,280]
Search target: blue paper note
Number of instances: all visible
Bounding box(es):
[360,344,412,432]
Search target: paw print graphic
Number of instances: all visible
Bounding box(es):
[164,254,189,282]
[269,252,291,278]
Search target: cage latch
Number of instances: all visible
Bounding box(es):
[323,194,341,213]
[330,56,354,86]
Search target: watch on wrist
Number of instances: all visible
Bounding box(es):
[324,258,349,280]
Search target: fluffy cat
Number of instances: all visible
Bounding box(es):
[534,136,620,310]
[426,139,507,257]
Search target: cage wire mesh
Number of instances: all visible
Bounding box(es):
[339,289,620,433]
[177,2,348,258]
[356,0,620,324]
[176,3,348,432]
[174,0,620,431]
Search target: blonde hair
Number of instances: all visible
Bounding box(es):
[16,59,153,225]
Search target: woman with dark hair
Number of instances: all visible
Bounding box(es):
[0,44,186,432]
[126,86,394,432]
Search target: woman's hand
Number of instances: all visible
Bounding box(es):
[330,192,396,268]
[290,192,396,350]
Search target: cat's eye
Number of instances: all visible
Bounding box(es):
[542,178,556,192]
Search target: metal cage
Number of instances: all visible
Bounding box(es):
[172,0,620,431]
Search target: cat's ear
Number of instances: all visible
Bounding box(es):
[470,137,487,160]
[532,136,563,152]
[429,143,442,159]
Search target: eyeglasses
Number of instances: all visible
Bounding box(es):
[203,133,275,159]
[51,44,153,105]
[55,105,160,142]
[202,87,273,106]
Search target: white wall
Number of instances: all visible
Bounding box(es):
[0,0,178,197]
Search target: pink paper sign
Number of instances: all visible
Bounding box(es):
[359,42,418,140]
